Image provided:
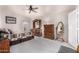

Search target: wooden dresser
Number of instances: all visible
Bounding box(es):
[0,39,10,53]
[44,24,54,39]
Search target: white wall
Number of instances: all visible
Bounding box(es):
[0,6,31,34]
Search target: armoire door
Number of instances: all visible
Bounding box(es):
[44,24,54,39]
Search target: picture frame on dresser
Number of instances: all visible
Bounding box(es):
[5,16,16,24]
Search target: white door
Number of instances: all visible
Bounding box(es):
[77,7,79,45]
[68,9,78,49]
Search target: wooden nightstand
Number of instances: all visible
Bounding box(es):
[0,39,10,53]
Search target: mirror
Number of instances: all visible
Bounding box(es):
[56,21,64,41]
[33,19,41,29]
[35,20,40,28]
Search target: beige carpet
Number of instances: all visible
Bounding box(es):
[10,36,74,53]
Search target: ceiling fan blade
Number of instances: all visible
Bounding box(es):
[32,10,37,13]
[33,7,38,9]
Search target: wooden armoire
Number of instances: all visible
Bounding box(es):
[44,24,54,39]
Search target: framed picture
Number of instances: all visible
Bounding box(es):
[6,16,16,24]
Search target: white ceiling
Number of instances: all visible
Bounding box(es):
[6,5,76,18]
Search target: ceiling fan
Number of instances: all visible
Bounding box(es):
[27,5,38,13]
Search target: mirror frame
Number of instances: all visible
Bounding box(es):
[56,21,64,34]
[56,21,64,42]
